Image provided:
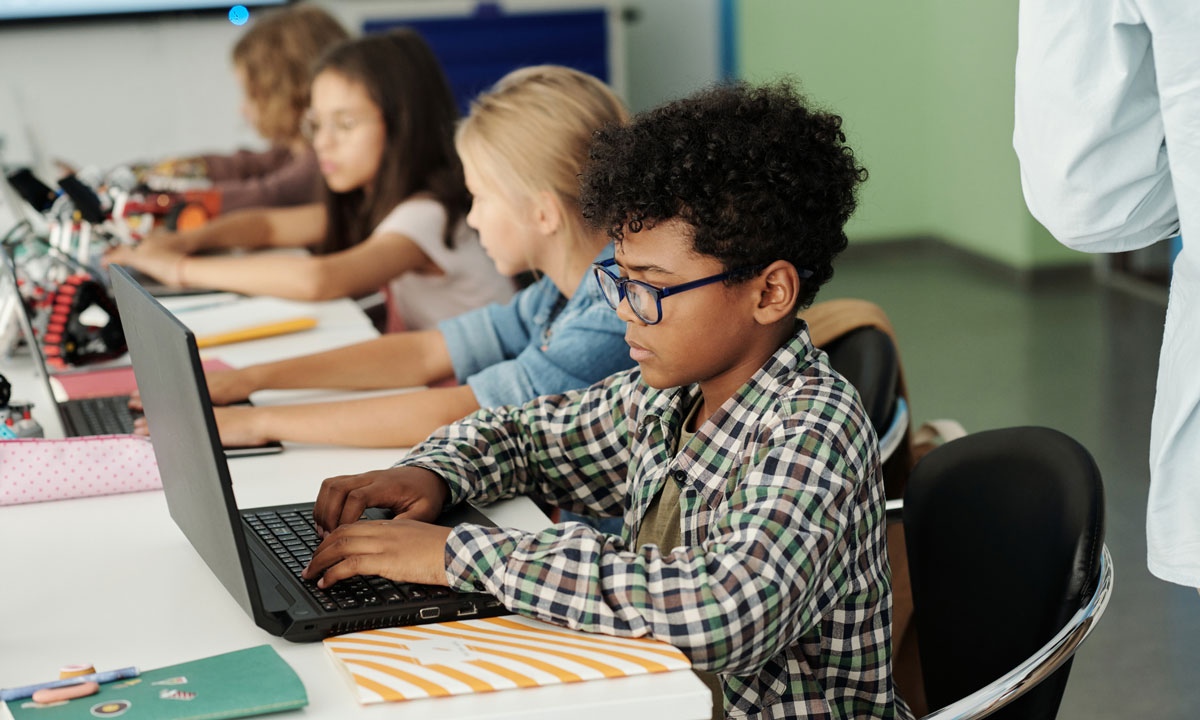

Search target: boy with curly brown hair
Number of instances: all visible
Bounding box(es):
[303,81,910,720]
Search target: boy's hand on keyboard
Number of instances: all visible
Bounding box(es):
[302,518,452,588]
[313,467,450,535]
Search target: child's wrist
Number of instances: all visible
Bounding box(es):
[241,364,272,395]
[173,256,189,287]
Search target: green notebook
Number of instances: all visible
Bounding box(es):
[4,645,307,720]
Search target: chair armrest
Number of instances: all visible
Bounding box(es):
[885,498,904,523]
[879,397,909,462]
[919,545,1115,720]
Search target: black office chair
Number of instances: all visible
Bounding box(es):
[821,326,907,461]
[889,426,1112,720]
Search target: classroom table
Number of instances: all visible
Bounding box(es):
[0,296,711,720]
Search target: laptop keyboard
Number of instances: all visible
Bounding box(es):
[244,510,452,614]
[62,395,139,435]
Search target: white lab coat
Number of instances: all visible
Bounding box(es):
[1014,0,1200,587]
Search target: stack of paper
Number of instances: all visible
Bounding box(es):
[325,615,692,704]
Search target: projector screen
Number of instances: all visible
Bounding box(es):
[0,1,288,23]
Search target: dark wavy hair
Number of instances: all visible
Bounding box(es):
[315,29,468,254]
[580,81,867,309]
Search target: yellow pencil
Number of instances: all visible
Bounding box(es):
[194,316,318,349]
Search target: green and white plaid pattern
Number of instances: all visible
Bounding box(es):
[400,324,909,719]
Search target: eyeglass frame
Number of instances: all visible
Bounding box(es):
[591,257,812,325]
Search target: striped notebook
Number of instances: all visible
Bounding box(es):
[324,615,692,704]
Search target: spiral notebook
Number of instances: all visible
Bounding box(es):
[324,615,691,704]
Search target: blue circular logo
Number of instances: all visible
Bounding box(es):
[229,5,249,26]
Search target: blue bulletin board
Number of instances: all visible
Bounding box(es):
[364,3,610,114]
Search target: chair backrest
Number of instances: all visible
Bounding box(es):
[821,326,899,438]
[903,426,1105,720]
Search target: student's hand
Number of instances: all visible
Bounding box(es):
[211,405,269,447]
[313,467,450,535]
[138,227,194,253]
[302,518,452,588]
[204,368,255,406]
[104,243,186,287]
[128,402,263,445]
[129,369,257,410]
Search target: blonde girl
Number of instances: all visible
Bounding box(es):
[131,66,634,449]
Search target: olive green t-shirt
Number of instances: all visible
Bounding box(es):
[634,398,724,720]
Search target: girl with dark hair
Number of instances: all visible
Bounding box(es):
[107,30,514,332]
[149,3,348,213]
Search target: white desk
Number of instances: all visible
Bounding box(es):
[0,297,710,719]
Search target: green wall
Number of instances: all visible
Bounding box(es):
[737,1,1084,270]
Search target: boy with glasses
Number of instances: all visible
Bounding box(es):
[304,82,909,720]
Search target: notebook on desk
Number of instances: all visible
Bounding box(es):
[325,615,691,705]
[110,264,506,642]
[0,253,281,457]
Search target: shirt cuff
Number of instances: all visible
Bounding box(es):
[392,457,472,508]
[444,523,527,595]
[438,308,507,383]
[465,360,538,408]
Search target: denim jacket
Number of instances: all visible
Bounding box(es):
[438,246,632,407]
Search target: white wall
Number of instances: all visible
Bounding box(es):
[0,1,721,176]
[0,13,254,173]
[622,0,721,113]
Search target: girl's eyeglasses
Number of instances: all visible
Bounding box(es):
[592,258,810,325]
[299,111,381,143]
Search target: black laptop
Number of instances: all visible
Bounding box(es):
[0,253,280,456]
[109,264,505,641]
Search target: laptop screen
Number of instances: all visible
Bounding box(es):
[108,263,262,619]
[0,252,50,379]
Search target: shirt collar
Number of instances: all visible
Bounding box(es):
[638,320,817,431]
[575,243,615,304]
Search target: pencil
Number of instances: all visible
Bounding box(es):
[194,316,318,349]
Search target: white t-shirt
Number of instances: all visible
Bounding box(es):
[375,198,514,331]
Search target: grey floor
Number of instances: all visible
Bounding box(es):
[821,243,1200,719]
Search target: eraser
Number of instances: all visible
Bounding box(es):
[32,681,99,704]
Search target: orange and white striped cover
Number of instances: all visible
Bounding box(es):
[324,615,692,704]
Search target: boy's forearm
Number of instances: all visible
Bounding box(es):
[240,330,454,393]
[251,384,481,448]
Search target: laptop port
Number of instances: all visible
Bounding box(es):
[419,607,441,620]
[484,598,503,608]
[457,602,478,618]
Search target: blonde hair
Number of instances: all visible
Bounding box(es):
[232,4,349,146]
[456,65,628,245]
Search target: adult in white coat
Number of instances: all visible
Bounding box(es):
[1014,0,1200,588]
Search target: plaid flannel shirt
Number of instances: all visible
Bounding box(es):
[399,324,908,719]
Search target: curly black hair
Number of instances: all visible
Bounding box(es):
[580,80,867,309]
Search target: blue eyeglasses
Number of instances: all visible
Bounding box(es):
[592,258,808,325]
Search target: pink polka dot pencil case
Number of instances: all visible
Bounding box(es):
[0,435,161,506]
